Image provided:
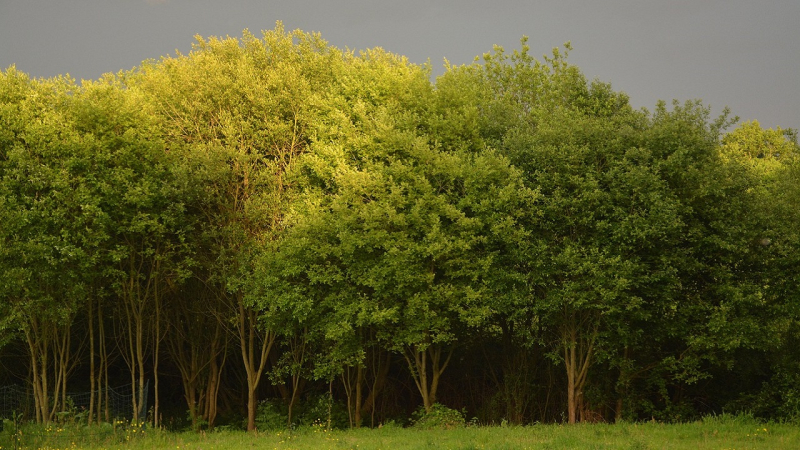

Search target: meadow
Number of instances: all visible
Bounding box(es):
[2,415,798,450]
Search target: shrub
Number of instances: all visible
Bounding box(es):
[255,399,289,431]
[411,403,465,430]
[255,394,349,431]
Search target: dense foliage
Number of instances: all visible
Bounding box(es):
[1,24,798,429]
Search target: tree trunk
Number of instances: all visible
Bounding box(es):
[360,349,390,427]
[51,324,72,419]
[286,329,308,428]
[238,300,275,431]
[88,296,96,425]
[204,339,226,429]
[354,365,363,427]
[99,299,109,423]
[341,365,360,428]
[403,343,453,413]
[25,321,48,423]
[119,246,159,424]
[24,316,76,423]
[153,271,162,428]
[615,346,629,423]
[562,311,597,424]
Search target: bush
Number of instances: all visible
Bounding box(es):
[255,399,289,431]
[296,394,349,429]
[255,394,349,431]
[411,403,465,430]
[727,364,800,422]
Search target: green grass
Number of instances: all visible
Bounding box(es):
[2,416,799,450]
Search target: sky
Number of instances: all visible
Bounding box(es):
[1,0,798,130]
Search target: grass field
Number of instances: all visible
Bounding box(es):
[2,415,798,449]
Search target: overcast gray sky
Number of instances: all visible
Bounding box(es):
[1,0,797,129]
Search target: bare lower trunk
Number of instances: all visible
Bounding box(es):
[136,310,146,422]
[51,325,70,419]
[25,323,48,423]
[403,344,453,413]
[25,317,75,423]
[354,365,363,427]
[99,300,109,423]
[286,330,308,428]
[562,311,597,424]
[341,349,390,429]
[361,350,390,427]
[239,301,275,431]
[204,343,226,429]
[616,346,629,423]
[175,340,200,429]
[121,296,147,424]
[341,366,359,428]
[88,297,96,425]
[153,278,161,428]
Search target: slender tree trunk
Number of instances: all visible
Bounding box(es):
[363,349,391,427]
[403,344,453,413]
[120,247,158,424]
[286,329,308,428]
[88,297,96,425]
[40,337,49,422]
[616,346,629,423]
[153,273,161,428]
[238,300,275,431]
[124,295,139,423]
[565,330,576,424]
[354,365,364,427]
[174,333,199,429]
[341,367,355,428]
[51,324,71,419]
[341,349,390,428]
[25,324,47,423]
[99,298,109,423]
[136,299,146,423]
[25,317,76,423]
[204,338,226,429]
[562,311,597,424]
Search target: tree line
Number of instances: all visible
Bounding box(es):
[1,24,799,429]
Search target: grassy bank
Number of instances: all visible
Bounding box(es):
[2,415,798,449]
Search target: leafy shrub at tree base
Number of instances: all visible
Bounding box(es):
[727,363,800,423]
[255,394,349,431]
[411,404,466,430]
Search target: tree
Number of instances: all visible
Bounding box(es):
[130,23,348,430]
[0,71,99,422]
[717,120,800,419]
[67,75,194,425]
[433,38,777,423]
[264,91,533,412]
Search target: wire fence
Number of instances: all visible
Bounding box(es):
[0,417,150,449]
[0,381,148,423]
